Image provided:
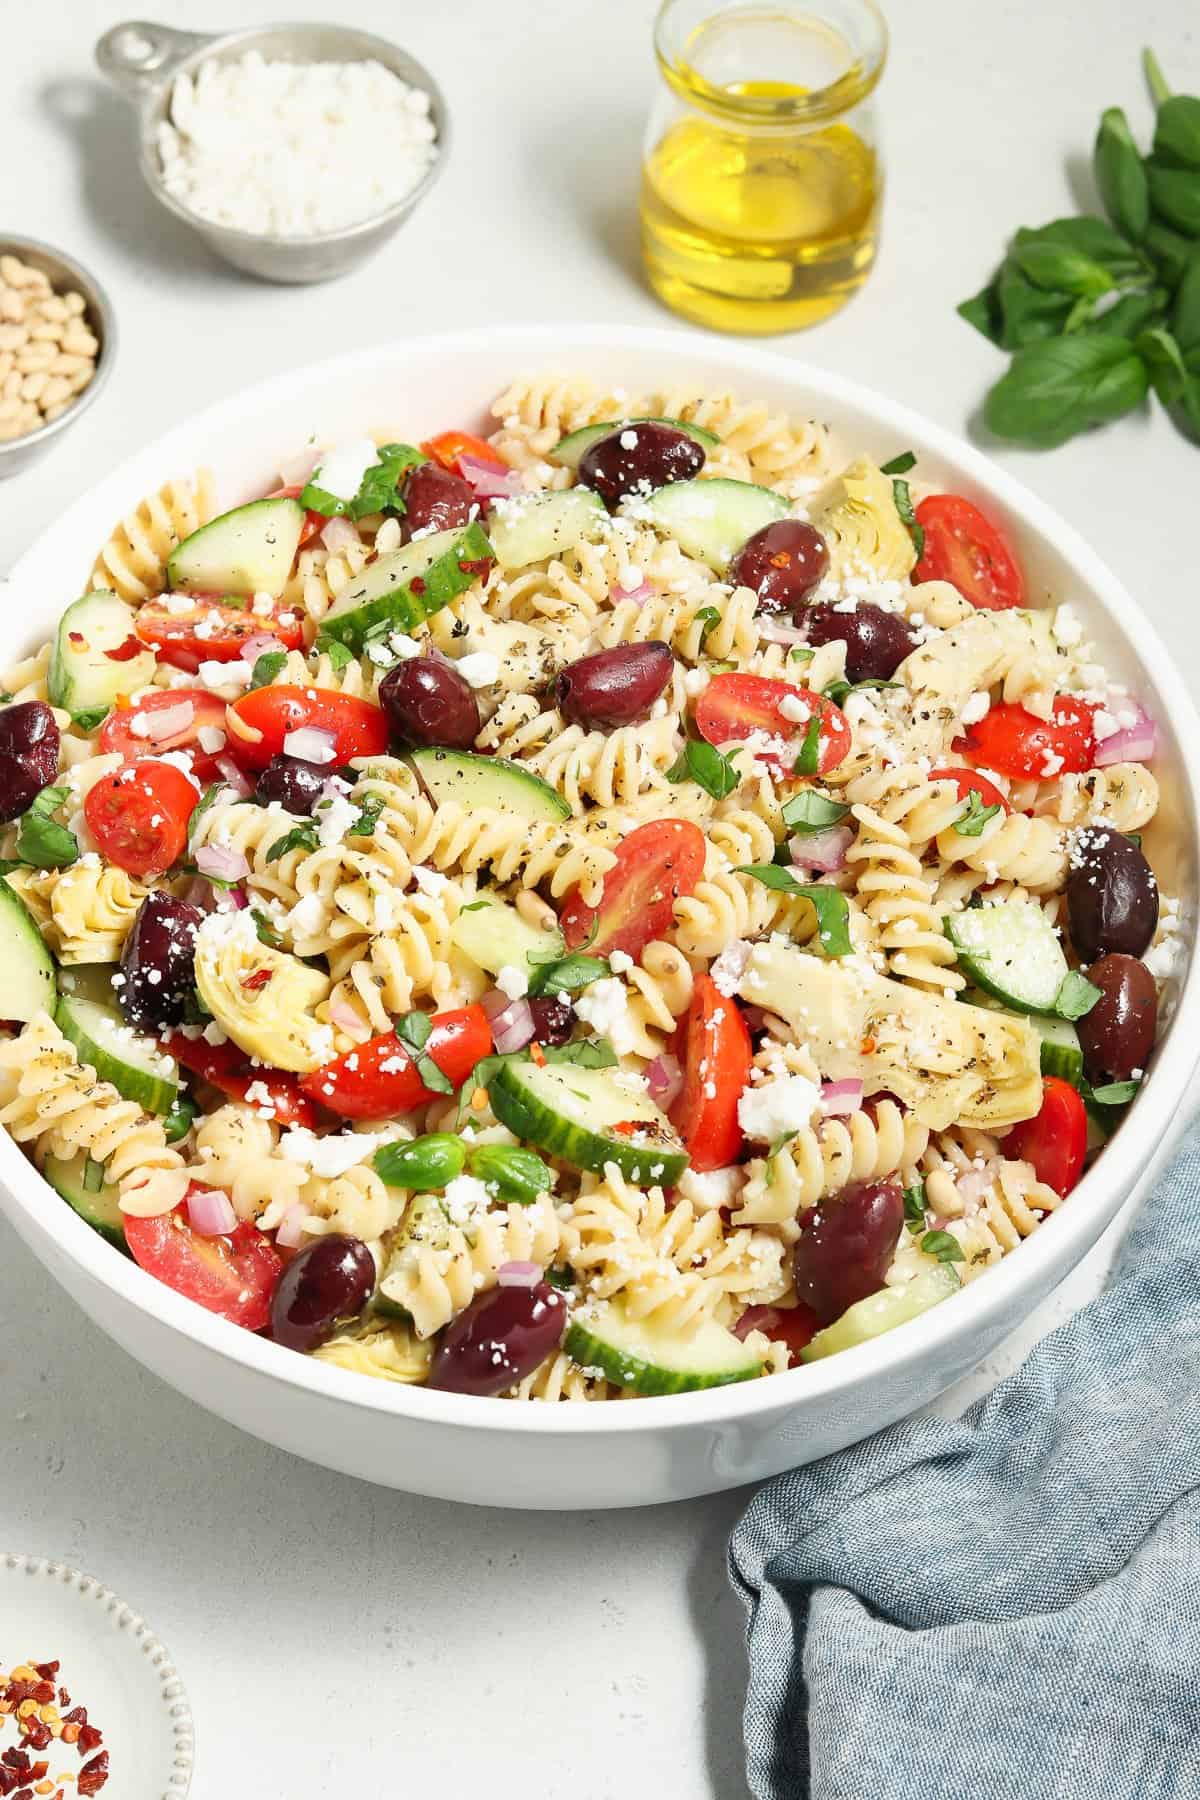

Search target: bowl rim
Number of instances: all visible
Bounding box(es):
[0,234,117,457]
[3,320,1198,1436]
[128,21,450,251]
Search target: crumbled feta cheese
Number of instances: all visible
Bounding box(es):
[197,725,227,753]
[778,694,811,724]
[607,950,634,975]
[960,690,990,726]
[442,1174,492,1226]
[315,792,358,847]
[619,429,639,449]
[495,963,529,1000]
[1092,708,1121,743]
[197,657,252,693]
[285,894,327,940]
[683,666,710,698]
[153,750,202,792]
[279,1126,390,1179]
[737,1074,820,1142]
[711,940,753,998]
[412,866,449,895]
[573,976,638,1054]
[677,1165,746,1212]
[455,651,500,688]
[1052,603,1084,647]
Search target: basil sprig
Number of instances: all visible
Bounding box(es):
[300,442,425,520]
[734,867,853,957]
[781,791,850,834]
[15,785,77,870]
[666,737,741,799]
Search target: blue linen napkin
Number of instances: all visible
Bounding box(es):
[729,1119,1200,1800]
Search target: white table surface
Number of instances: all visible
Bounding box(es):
[2,2,1197,1794]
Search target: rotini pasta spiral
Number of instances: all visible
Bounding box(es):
[734,1101,931,1239]
[89,472,214,601]
[847,804,964,993]
[380,1192,563,1338]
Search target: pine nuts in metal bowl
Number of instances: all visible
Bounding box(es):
[0,238,115,480]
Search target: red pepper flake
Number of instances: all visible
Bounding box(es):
[30,1673,56,1688]
[768,550,792,569]
[74,1727,100,1757]
[528,1041,546,1068]
[610,1121,642,1138]
[241,968,273,991]
[77,1753,108,1797]
[66,633,85,647]
[457,557,491,579]
[410,576,426,595]
[102,636,145,664]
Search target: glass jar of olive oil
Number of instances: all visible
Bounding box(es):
[641,0,888,334]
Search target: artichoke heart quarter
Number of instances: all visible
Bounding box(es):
[194,909,332,1073]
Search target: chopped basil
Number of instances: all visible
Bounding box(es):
[781,791,850,833]
[544,1038,618,1068]
[250,649,288,690]
[266,823,319,862]
[733,867,853,956]
[891,477,925,561]
[395,1008,453,1095]
[694,606,722,642]
[15,786,77,870]
[953,789,1003,836]
[251,908,283,949]
[527,951,610,999]
[1054,969,1103,1021]
[666,737,741,800]
[314,636,355,673]
[880,450,917,475]
[903,1180,928,1228]
[301,441,425,521]
[793,714,823,777]
[1086,1078,1140,1105]
[921,1229,965,1264]
[821,677,901,707]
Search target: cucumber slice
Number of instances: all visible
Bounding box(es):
[489,1058,688,1185]
[56,992,178,1114]
[48,590,157,729]
[801,1265,961,1362]
[550,417,720,470]
[57,962,120,1006]
[565,1296,761,1394]
[320,522,494,650]
[450,896,563,977]
[42,1149,126,1251]
[0,880,57,1022]
[641,477,789,570]
[409,747,570,823]
[1033,1014,1085,1086]
[945,902,1069,1015]
[487,488,607,571]
[167,496,305,598]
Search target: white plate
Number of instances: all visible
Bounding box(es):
[0,1555,193,1797]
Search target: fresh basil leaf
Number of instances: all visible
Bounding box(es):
[793,714,823,777]
[953,790,1002,837]
[821,677,901,708]
[694,606,722,642]
[781,791,850,833]
[348,793,385,839]
[734,867,853,957]
[765,1130,798,1173]
[456,1050,512,1119]
[1091,287,1170,339]
[527,952,610,998]
[1172,254,1200,355]
[789,645,815,665]
[16,785,77,870]
[301,442,424,522]
[1153,92,1200,173]
[1146,159,1200,235]
[1094,106,1150,243]
[890,477,925,560]
[1144,46,1172,110]
[250,649,287,690]
[1170,368,1200,445]
[396,1008,432,1052]
[983,332,1150,448]
[994,263,1079,350]
[1012,218,1147,282]
[251,907,283,949]
[879,450,917,475]
[1087,1078,1140,1106]
[958,274,1004,345]
[415,1052,454,1096]
[903,1181,928,1228]
[666,737,741,799]
[544,1264,576,1292]
[1144,220,1195,287]
[266,823,318,862]
[542,1038,618,1069]
[314,636,355,673]
[921,1229,966,1264]
[1054,970,1103,1021]
[1012,240,1117,299]
[460,900,490,912]
[1136,326,1189,406]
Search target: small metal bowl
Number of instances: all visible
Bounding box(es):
[0,236,117,481]
[95,19,451,285]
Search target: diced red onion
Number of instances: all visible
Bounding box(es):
[956,1164,996,1209]
[732,1303,785,1342]
[140,699,195,742]
[277,446,320,488]
[758,617,810,646]
[240,631,287,665]
[327,995,368,1036]
[646,1052,683,1109]
[187,1186,237,1237]
[320,514,361,554]
[611,580,654,606]
[223,884,248,910]
[195,843,250,882]
[213,755,253,799]
[820,1078,864,1115]
[740,1004,768,1033]
[283,725,338,764]
[275,1204,309,1249]
[457,454,525,499]
[790,825,854,872]
[497,1260,541,1288]
[488,996,535,1054]
[1093,700,1159,768]
[181,875,220,913]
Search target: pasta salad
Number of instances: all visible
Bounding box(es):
[0,376,1174,1400]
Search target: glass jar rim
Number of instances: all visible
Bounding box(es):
[653,0,888,125]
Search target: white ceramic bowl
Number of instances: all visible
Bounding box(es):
[2,325,1197,1510]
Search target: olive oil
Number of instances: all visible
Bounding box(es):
[640,11,885,335]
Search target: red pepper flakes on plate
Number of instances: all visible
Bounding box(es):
[0,1663,107,1796]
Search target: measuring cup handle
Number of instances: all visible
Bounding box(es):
[95,20,214,100]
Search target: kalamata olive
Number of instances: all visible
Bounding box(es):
[578,422,705,508]
[1066,826,1159,961]
[801,601,918,683]
[255,753,347,816]
[427,1279,567,1396]
[117,891,203,1031]
[727,520,829,615]
[792,1177,905,1326]
[1078,954,1158,1084]
[401,460,475,542]
[556,641,674,728]
[379,656,481,749]
[270,1233,376,1353]
[0,700,60,823]
[527,995,574,1046]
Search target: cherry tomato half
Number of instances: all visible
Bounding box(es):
[84,760,198,879]
[267,483,328,545]
[124,1197,282,1331]
[100,688,233,783]
[669,974,752,1173]
[420,430,507,476]
[732,1301,821,1366]
[1005,1076,1087,1199]
[226,684,390,772]
[560,820,706,959]
[913,494,1025,611]
[300,1006,494,1121]
[163,1034,319,1130]
[694,673,851,779]
[135,596,305,673]
[955,697,1097,780]
[927,766,1011,814]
